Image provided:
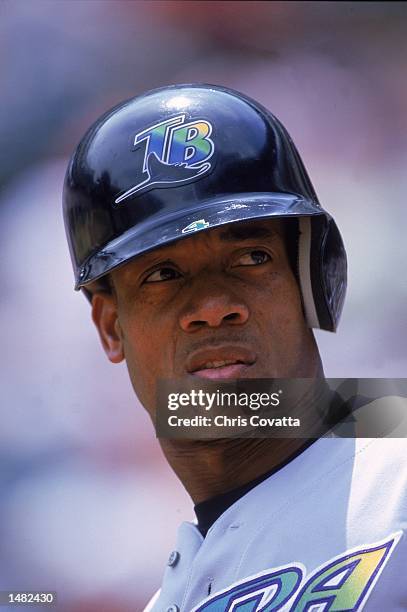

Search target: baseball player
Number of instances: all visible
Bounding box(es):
[63,85,407,611]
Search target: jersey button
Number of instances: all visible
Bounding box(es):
[166,606,179,612]
[167,550,180,567]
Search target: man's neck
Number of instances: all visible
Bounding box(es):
[160,436,311,504]
[159,373,333,504]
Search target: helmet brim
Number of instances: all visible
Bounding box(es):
[76,192,325,289]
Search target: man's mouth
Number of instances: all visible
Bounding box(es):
[186,347,256,380]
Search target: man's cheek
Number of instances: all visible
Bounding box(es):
[124,332,164,382]
[124,354,156,416]
[124,336,154,375]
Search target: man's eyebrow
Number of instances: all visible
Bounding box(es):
[219,225,277,241]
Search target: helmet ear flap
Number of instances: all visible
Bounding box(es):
[319,218,347,331]
[298,216,347,332]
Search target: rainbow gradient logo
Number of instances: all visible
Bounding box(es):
[115,114,214,204]
[192,532,402,612]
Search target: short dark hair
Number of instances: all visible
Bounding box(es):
[283,217,300,280]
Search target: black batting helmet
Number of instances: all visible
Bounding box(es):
[63,83,347,331]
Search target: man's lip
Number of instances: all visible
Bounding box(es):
[191,363,254,380]
[186,345,257,375]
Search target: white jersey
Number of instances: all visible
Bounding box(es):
[145,399,407,611]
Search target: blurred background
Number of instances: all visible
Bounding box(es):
[0,1,406,610]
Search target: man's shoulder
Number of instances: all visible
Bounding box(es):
[329,393,407,439]
[142,588,160,612]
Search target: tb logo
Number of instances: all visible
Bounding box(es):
[115,114,214,204]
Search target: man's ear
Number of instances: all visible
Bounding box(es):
[91,292,124,363]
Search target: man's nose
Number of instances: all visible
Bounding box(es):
[179,286,249,332]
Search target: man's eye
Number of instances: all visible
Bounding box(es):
[234,250,271,266]
[144,267,181,283]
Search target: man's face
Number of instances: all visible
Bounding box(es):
[92,219,321,415]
